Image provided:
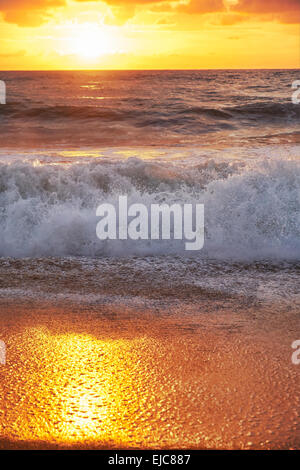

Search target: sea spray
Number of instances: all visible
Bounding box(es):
[0,156,299,260]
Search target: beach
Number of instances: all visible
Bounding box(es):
[0,258,299,450]
[0,297,299,450]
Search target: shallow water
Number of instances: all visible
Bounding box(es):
[0,298,299,450]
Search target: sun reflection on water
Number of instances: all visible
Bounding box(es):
[3,328,155,447]
[2,315,298,450]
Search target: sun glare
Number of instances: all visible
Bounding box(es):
[63,22,120,61]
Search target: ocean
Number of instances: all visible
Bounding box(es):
[0,70,299,449]
[0,70,299,305]
[1,70,300,149]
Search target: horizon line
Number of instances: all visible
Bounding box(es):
[0,67,299,72]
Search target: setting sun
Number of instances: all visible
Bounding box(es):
[61,22,121,61]
[0,0,298,70]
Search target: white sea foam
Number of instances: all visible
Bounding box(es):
[0,152,299,260]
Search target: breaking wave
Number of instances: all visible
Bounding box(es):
[0,156,299,260]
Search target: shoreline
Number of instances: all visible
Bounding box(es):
[0,298,299,450]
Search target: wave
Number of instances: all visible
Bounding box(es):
[0,105,130,121]
[0,70,299,149]
[226,102,300,120]
[1,101,299,123]
[0,156,299,260]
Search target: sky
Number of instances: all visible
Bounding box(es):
[0,0,299,69]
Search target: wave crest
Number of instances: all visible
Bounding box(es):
[0,157,299,260]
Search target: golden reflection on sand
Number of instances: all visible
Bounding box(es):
[4,328,156,447]
[1,305,299,450]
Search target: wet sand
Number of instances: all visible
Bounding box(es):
[0,298,299,450]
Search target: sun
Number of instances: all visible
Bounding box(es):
[63,22,120,61]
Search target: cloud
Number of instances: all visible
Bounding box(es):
[100,0,226,14]
[0,49,26,57]
[232,0,300,23]
[217,12,249,25]
[0,0,227,26]
[178,0,225,14]
[0,0,65,26]
[0,0,299,27]
[177,0,300,22]
[233,0,299,14]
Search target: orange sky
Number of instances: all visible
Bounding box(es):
[0,0,299,69]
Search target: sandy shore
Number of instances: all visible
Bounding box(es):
[0,297,299,450]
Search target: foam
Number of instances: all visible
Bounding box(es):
[0,153,299,260]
